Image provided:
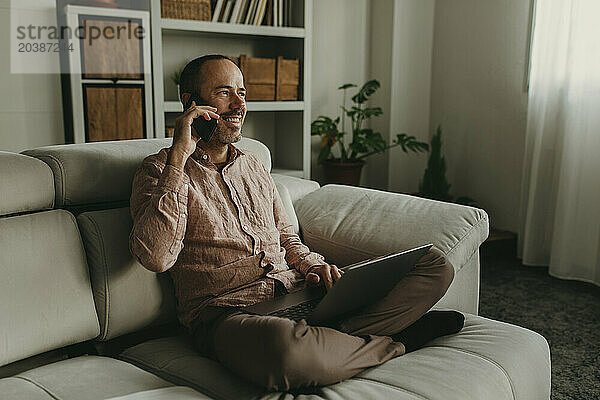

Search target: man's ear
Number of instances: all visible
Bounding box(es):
[181,92,192,107]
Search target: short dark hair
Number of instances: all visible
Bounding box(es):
[179,54,237,97]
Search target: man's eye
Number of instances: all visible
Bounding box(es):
[219,91,229,95]
[239,92,246,97]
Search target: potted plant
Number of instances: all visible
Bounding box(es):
[311,80,429,186]
[418,125,475,205]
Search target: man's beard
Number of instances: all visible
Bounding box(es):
[214,121,242,145]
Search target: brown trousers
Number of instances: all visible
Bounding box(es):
[201,247,454,392]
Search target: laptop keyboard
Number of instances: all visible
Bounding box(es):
[269,297,322,322]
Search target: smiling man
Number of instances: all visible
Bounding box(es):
[129,54,465,392]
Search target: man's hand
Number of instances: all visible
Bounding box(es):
[305,263,344,291]
[168,101,220,169]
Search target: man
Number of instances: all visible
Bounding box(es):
[130,54,464,392]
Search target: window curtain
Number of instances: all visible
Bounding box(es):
[518,0,600,286]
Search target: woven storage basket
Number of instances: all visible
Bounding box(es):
[161,0,211,21]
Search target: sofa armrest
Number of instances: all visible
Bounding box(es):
[271,174,320,207]
[295,184,489,314]
[294,184,489,275]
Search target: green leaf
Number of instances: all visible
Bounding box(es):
[338,83,357,90]
[360,107,383,118]
[351,79,380,104]
[311,116,339,136]
[393,134,429,153]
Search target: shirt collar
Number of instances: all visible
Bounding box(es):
[192,143,245,166]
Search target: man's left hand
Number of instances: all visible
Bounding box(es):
[305,264,344,291]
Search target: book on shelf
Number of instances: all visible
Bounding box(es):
[221,0,233,22]
[237,0,249,23]
[210,0,293,27]
[264,0,273,26]
[253,0,267,25]
[212,0,224,22]
[229,0,242,24]
[244,0,257,24]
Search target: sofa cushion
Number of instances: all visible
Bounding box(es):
[271,173,320,207]
[77,207,177,341]
[1,356,177,400]
[106,387,213,400]
[0,151,54,216]
[0,210,100,367]
[118,314,550,400]
[294,184,489,273]
[0,377,54,399]
[22,138,272,208]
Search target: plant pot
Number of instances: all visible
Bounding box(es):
[322,159,366,186]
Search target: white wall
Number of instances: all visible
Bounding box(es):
[386,0,435,194]
[310,0,369,183]
[429,0,531,231]
[362,0,394,190]
[0,0,64,152]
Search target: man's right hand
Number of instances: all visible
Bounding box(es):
[167,101,220,169]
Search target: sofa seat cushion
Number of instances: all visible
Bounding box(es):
[0,377,55,399]
[106,386,213,400]
[294,184,489,274]
[0,356,191,400]
[119,314,550,400]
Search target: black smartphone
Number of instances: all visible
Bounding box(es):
[184,95,218,143]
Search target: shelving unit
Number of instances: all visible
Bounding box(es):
[150,0,312,179]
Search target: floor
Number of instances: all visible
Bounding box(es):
[478,239,600,400]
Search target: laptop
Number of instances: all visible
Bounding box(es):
[243,243,432,325]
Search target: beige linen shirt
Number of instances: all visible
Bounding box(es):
[129,144,326,328]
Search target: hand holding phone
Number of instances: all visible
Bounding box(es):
[169,100,220,169]
[185,95,219,143]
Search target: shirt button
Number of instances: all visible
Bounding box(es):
[183,184,188,190]
[181,213,186,219]
[202,154,208,160]
[243,224,249,230]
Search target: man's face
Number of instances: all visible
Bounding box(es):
[198,59,247,145]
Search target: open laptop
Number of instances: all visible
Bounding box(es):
[243,243,432,325]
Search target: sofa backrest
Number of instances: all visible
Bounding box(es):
[23,138,284,341]
[0,152,100,367]
[22,138,272,212]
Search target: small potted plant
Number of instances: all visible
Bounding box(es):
[418,125,476,205]
[311,80,429,186]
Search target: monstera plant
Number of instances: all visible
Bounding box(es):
[311,80,429,185]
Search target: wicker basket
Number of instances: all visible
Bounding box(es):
[161,0,211,21]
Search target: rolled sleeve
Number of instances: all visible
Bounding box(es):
[129,159,190,273]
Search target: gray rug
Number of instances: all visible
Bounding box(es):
[479,239,600,400]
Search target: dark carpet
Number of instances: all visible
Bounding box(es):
[479,239,600,400]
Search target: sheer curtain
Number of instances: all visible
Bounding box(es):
[518,0,600,286]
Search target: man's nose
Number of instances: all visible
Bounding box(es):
[231,92,245,108]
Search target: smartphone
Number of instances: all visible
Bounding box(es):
[184,95,218,143]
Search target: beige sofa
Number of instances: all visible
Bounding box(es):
[0,137,551,399]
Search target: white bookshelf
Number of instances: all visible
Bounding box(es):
[161,18,305,38]
[150,0,312,179]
